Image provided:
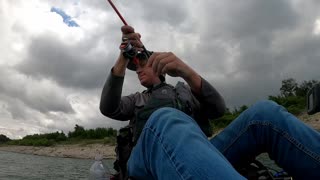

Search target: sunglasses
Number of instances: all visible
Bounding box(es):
[133,52,149,67]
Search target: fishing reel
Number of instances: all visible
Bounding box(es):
[307,83,320,115]
[107,0,152,71]
[119,39,152,71]
[120,38,137,60]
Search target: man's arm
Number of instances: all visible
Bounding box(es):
[100,25,143,120]
[174,62,226,119]
[192,77,226,119]
[181,71,226,119]
[113,53,128,76]
[100,66,136,120]
[147,52,226,119]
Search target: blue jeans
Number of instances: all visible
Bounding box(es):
[127,100,320,179]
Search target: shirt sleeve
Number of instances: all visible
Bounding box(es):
[99,69,136,121]
[192,77,226,119]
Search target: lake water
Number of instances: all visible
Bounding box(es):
[0,151,114,180]
[0,150,282,179]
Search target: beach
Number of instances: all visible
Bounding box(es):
[0,144,116,160]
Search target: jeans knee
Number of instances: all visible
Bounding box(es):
[252,100,280,112]
[146,107,180,128]
[245,100,285,123]
[145,107,195,134]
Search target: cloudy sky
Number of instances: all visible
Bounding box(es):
[1,0,320,139]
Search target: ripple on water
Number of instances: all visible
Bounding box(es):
[0,151,114,180]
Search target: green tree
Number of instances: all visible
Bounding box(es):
[295,80,319,97]
[280,78,298,97]
[68,124,86,138]
[0,134,11,144]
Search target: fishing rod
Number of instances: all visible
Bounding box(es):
[107,0,151,58]
[107,0,128,25]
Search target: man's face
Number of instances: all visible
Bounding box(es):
[136,59,160,87]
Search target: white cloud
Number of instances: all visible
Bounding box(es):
[314,19,320,35]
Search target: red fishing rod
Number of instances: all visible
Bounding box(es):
[107,0,128,25]
[107,0,150,57]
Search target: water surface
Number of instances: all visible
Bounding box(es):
[0,151,113,180]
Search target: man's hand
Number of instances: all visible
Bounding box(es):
[121,25,143,51]
[113,25,143,76]
[147,52,202,94]
[146,52,193,79]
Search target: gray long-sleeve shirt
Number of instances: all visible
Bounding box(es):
[100,69,226,136]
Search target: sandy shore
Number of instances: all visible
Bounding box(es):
[0,144,116,159]
[297,112,320,130]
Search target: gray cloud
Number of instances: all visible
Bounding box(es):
[84,0,189,27]
[16,34,113,90]
[0,67,74,115]
[134,0,189,27]
[80,0,109,11]
[210,2,294,40]
[180,0,320,107]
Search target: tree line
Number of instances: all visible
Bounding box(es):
[211,78,319,130]
[0,125,117,146]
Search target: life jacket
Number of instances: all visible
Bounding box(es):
[132,81,213,142]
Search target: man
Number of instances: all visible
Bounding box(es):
[100,25,226,179]
[100,26,320,179]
